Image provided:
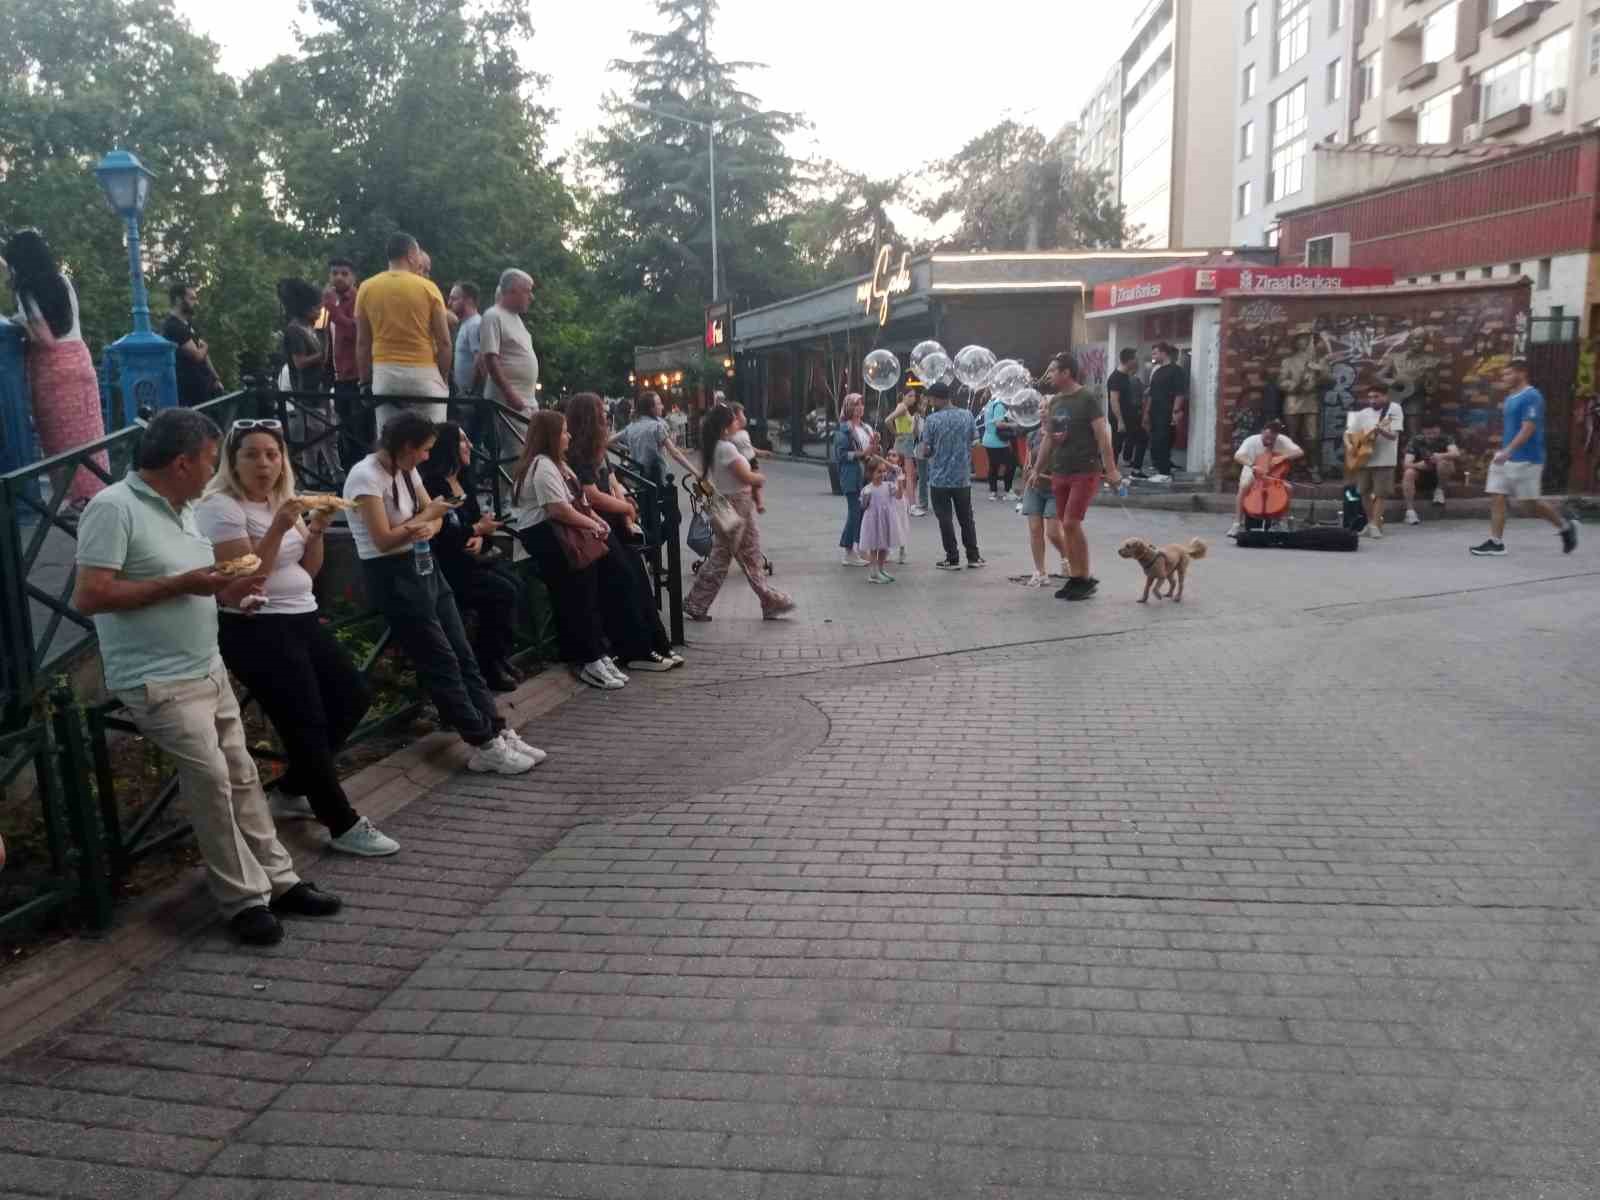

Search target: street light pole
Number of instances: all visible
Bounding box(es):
[93,149,177,421]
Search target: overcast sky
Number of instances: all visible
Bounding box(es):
[178,0,1132,213]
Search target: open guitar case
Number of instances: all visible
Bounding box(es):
[1236,493,1361,552]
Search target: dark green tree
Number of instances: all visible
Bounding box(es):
[791,167,910,281]
[0,0,306,382]
[924,120,1138,251]
[581,0,817,381]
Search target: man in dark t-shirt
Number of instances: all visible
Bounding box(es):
[1041,350,1120,602]
[1106,346,1147,473]
[1144,342,1186,482]
[161,283,221,406]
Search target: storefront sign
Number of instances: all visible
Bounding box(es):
[856,246,913,326]
[1094,265,1393,312]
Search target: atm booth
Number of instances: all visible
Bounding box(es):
[1086,263,1392,480]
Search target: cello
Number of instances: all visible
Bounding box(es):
[1241,449,1294,527]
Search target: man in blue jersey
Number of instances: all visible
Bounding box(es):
[1470,358,1578,557]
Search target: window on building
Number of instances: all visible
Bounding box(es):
[1245,2,1259,40]
[1511,260,1522,276]
[1267,227,1281,249]
[1421,1,1459,66]
[1354,126,1378,143]
[1330,0,1346,32]
[1534,29,1571,101]
[1589,28,1600,78]
[1488,0,1521,17]
[1239,180,1254,217]
[1327,57,1345,103]
[1269,82,1308,201]
[1277,0,1311,73]
[1417,87,1458,144]
[1480,52,1532,120]
[1537,258,1553,289]
[1358,51,1381,102]
[1482,267,1494,279]
[1372,0,1386,16]
[1244,62,1257,100]
[1456,270,1467,281]
[1431,274,1443,283]
[1241,120,1256,158]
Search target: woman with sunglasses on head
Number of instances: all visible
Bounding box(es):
[195,420,400,856]
[420,422,523,692]
[509,411,624,690]
[344,411,543,773]
[563,392,682,673]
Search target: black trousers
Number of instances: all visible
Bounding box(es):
[596,530,671,662]
[362,554,502,746]
[931,486,980,564]
[447,561,521,668]
[1148,403,1174,475]
[333,379,372,469]
[517,522,608,666]
[217,611,371,837]
[985,446,1016,495]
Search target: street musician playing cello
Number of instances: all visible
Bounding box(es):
[1227,421,1304,538]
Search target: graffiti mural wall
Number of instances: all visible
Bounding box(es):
[1216,281,1532,487]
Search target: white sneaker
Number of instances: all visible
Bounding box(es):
[500,729,547,764]
[1024,571,1048,588]
[270,791,315,822]
[909,506,927,517]
[330,816,401,857]
[1360,524,1373,537]
[1404,509,1421,525]
[627,652,676,672]
[605,658,631,684]
[665,651,685,668]
[467,737,535,774]
[1226,521,1241,538]
[841,553,867,567]
[579,661,625,690]
[1369,525,1384,539]
[1432,487,1445,506]
[1146,473,1172,484]
[1014,502,1024,514]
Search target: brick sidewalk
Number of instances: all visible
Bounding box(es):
[1,465,1596,1199]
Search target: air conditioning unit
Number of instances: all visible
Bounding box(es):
[1305,232,1351,267]
[1544,88,1568,114]
[1464,122,1485,142]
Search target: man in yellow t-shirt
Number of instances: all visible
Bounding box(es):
[355,231,452,435]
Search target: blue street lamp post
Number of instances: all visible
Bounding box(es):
[94,150,176,424]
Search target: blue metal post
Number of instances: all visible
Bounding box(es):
[104,213,176,422]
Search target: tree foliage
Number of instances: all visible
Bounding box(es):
[923,120,1138,252]
[790,167,908,281]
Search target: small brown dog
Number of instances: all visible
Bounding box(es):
[1117,536,1208,603]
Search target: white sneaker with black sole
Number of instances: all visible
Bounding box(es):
[501,729,547,764]
[627,652,676,672]
[579,660,625,689]
[466,736,536,774]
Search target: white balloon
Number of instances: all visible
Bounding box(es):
[913,350,951,387]
[910,340,946,382]
[989,359,1031,402]
[1005,387,1043,429]
[954,345,997,389]
[862,349,901,393]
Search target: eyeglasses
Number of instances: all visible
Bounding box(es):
[230,419,283,433]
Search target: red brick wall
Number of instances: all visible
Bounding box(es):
[1216,283,1531,488]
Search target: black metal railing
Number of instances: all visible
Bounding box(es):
[1,383,684,886]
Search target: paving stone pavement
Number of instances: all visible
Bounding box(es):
[2,463,1598,1200]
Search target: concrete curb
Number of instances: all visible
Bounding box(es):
[0,669,583,1057]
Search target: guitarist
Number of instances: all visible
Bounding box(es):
[1227,421,1304,538]
[1343,385,1404,539]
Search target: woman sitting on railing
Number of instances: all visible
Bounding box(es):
[195,418,399,857]
[420,422,523,693]
[564,392,682,673]
[509,411,626,690]
[344,410,543,773]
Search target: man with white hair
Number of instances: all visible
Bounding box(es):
[480,268,538,414]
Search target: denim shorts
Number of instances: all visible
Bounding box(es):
[1019,485,1057,519]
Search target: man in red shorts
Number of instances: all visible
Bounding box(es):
[1042,350,1121,601]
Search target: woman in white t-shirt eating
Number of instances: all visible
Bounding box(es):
[343,411,542,774]
[683,404,795,622]
[509,410,623,690]
[196,419,399,857]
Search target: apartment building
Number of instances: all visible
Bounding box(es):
[1231,0,1359,244]
[1079,64,1124,191]
[1348,0,1587,149]
[1077,0,1236,249]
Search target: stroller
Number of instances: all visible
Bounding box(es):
[684,473,774,577]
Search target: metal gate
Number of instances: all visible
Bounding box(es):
[1527,340,1579,493]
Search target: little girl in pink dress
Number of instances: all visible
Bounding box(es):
[857,457,901,583]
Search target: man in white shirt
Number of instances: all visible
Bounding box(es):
[1344,384,1404,539]
[1227,421,1303,537]
[480,269,538,414]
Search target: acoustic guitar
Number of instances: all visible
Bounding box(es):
[1343,414,1391,472]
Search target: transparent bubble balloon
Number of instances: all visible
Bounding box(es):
[954,345,997,390]
[1005,387,1043,429]
[909,340,950,387]
[989,359,1031,401]
[862,348,901,393]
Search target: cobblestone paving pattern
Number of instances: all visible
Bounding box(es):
[1,463,1597,1199]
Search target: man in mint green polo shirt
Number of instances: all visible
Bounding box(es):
[74,408,343,946]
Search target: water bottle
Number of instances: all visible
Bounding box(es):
[413,539,435,576]
[1117,480,1130,499]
